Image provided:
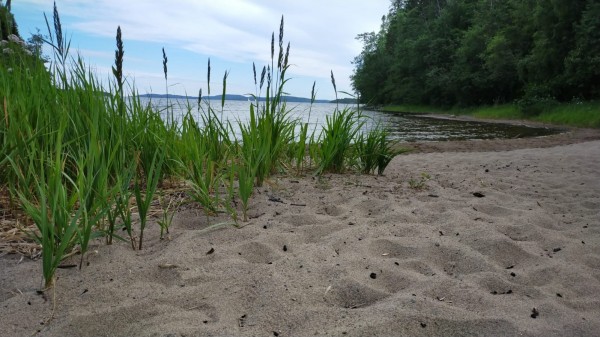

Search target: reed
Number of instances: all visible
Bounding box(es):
[313,73,366,173]
[315,106,364,173]
[291,81,316,175]
[0,7,401,289]
[133,149,164,250]
[178,62,231,221]
[114,171,136,249]
[10,125,69,289]
[104,168,135,247]
[157,191,180,240]
[356,125,406,175]
[242,16,297,186]
[235,158,259,222]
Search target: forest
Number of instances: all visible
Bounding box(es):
[351,0,600,109]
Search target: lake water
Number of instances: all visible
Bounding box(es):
[144,98,560,142]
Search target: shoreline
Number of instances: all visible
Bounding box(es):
[402,122,600,153]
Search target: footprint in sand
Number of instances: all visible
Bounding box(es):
[368,239,418,259]
[316,204,347,217]
[280,213,320,227]
[236,241,280,264]
[352,198,390,217]
[464,236,538,267]
[426,245,495,276]
[499,224,544,242]
[395,259,437,277]
[324,278,389,309]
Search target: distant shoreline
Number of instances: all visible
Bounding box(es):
[136,93,358,105]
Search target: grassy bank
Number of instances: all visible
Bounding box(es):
[1,8,403,289]
[380,101,600,128]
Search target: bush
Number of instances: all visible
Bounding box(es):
[516,95,558,117]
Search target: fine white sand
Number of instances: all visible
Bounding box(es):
[1,136,600,337]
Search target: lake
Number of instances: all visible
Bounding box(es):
[143,98,560,142]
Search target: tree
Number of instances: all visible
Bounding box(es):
[351,0,599,106]
[564,1,600,99]
[1,2,19,40]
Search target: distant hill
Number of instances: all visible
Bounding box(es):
[137,93,332,103]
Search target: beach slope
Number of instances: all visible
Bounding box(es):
[1,139,599,336]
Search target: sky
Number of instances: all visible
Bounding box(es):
[11,1,390,100]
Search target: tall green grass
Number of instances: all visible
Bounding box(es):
[133,149,164,250]
[312,73,401,175]
[0,7,401,289]
[356,125,408,175]
[535,101,600,128]
[382,102,600,128]
[9,120,81,289]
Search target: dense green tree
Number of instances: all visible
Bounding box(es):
[0,0,19,40]
[352,0,600,107]
[351,16,394,104]
[564,2,600,99]
[520,0,587,100]
[1,2,48,73]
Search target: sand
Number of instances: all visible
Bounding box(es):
[1,127,600,337]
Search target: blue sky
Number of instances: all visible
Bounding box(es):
[11,1,390,100]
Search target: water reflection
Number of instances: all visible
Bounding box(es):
[373,111,560,142]
[144,98,560,142]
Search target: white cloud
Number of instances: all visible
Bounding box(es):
[18,0,390,97]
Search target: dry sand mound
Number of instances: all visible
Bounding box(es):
[1,137,600,337]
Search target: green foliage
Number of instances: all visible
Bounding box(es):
[0,3,19,40]
[516,94,558,117]
[235,160,257,222]
[534,100,600,128]
[133,149,165,250]
[564,2,600,99]
[408,172,430,190]
[157,192,180,240]
[356,125,407,175]
[1,7,402,290]
[179,109,225,219]
[9,126,81,289]
[353,0,600,107]
[315,107,364,174]
[384,101,599,128]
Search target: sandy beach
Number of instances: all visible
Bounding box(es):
[1,127,600,337]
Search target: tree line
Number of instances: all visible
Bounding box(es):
[351,0,600,108]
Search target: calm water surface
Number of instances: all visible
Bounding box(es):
[145,98,560,142]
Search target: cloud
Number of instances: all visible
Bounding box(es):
[19,0,390,96]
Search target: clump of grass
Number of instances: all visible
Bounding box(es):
[408,172,431,190]
[240,16,297,186]
[313,73,365,174]
[104,168,135,247]
[312,72,405,175]
[535,101,600,128]
[235,159,258,222]
[469,104,523,119]
[356,125,406,175]
[290,81,316,175]
[157,191,181,239]
[316,106,364,174]
[10,128,81,289]
[178,64,230,222]
[133,149,165,250]
[1,7,403,292]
